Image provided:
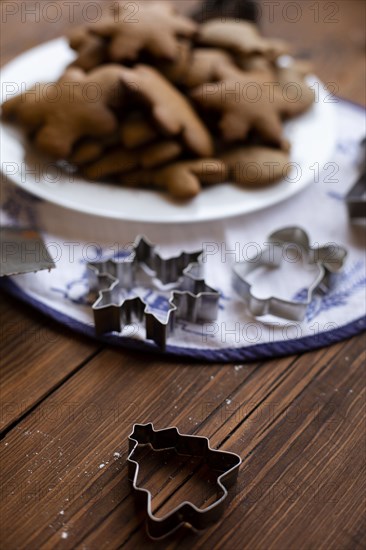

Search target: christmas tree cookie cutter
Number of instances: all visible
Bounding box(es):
[232,226,347,321]
[127,423,242,540]
[88,236,219,349]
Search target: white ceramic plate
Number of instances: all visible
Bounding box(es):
[0,38,337,223]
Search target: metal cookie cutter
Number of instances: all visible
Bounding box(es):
[346,174,366,220]
[346,137,366,220]
[232,227,347,321]
[88,236,219,349]
[127,423,242,540]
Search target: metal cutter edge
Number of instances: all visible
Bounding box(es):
[127,422,242,540]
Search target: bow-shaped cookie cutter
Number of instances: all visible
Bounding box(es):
[232,227,347,321]
[88,236,219,349]
[127,423,241,540]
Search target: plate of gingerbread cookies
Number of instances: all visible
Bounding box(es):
[0,2,336,223]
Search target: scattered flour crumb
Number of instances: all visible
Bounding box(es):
[61,532,68,539]
[113,452,121,458]
[59,510,64,516]
[349,389,353,393]
[226,399,232,405]
[4,443,8,446]
[210,375,214,380]
[99,463,105,469]
[234,365,243,371]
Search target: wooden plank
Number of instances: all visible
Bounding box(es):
[191,338,366,550]
[0,351,271,549]
[1,335,364,549]
[261,0,366,106]
[116,336,365,549]
[0,292,101,432]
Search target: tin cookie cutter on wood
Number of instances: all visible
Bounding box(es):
[232,227,347,321]
[127,423,242,540]
[88,236,219,349]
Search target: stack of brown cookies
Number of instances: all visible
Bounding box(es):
[2,1,315,199]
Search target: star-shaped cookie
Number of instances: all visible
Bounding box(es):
[190,69,289,149]
[90,1,197,62]
[2,65,126,159]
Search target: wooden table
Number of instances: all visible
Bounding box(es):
[1,2,365,549]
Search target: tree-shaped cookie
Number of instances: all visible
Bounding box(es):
[90,1,197,62]
[2,66,126,159]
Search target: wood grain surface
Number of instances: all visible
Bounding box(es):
[0,2,365,549]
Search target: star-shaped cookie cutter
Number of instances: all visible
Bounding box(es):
[232,227,347,321]
[127,423,242,540]
[88,236,219,349]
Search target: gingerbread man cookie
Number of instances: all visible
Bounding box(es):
[190,69,288,149]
